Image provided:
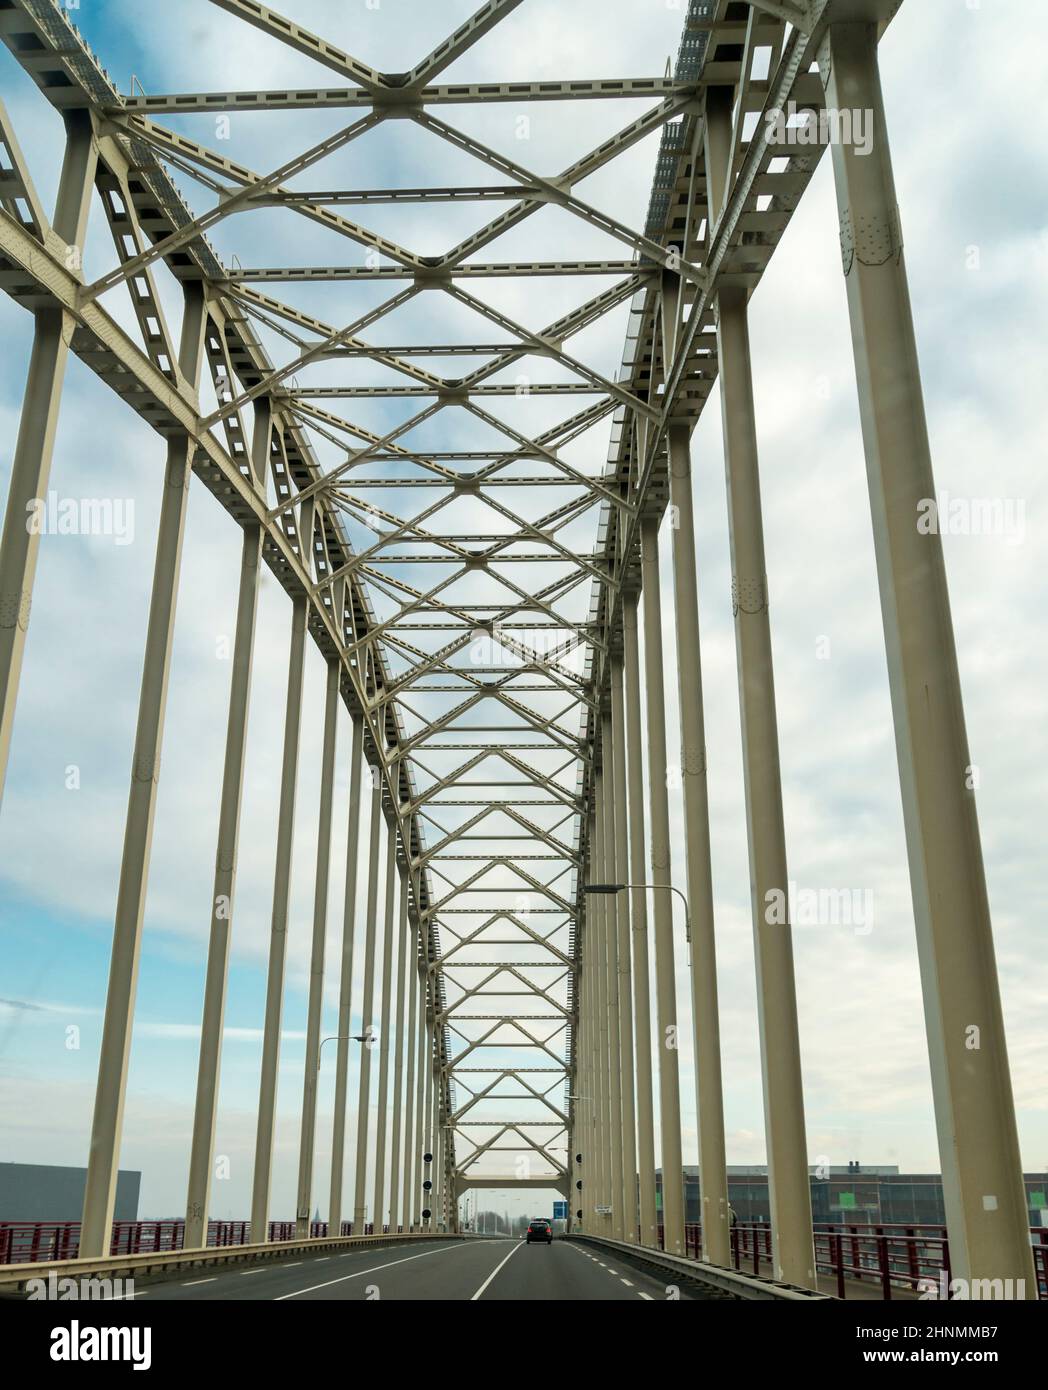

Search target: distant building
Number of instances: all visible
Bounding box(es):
[653,1164,1048,1228]
[0,1163,141,1222]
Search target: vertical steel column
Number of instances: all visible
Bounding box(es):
[572,909,584,1229]
[639,517,686,1255]
[328,715,364,1235]
[443,1130,452,1234]
[589,839,603,1234]
[623,591,658,1247]
[184,522,263,1248]
[412,952,427,1230]
[388,866,409,1232]
[434,1099,444,1231]
[352,779,384,1230]
[249,588,309,1241]
[601,712,625,1241]
[402,893,419,1231]
[421,987,433,1229]
[575,917,583,1234]
[610,657,638,1241]
[0,111,96,804]
[591,796,608,1223]
[372,819,398,1231]
[294,659,340,1237]
[79,284,208,1258]
[821,18,1034,1291]
[705,87,815,1289]
[664,402,730,1268]
[568,910,582,1233]
[585,918,596,1227]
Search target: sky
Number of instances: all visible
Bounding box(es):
[0,0,1046,1230]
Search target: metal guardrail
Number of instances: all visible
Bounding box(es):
[0,1218,421,1265]
[675,1221,1048,1301]
[0,1230,467,1296]
[568,1233,831,1301]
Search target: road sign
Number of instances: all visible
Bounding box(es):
[553,1201,568,1219]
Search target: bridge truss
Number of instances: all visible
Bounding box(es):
[0,0,1036,1294]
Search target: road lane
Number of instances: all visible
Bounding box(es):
[132,1236,706,1301]
[140,1238,475,1301]
[279,1237,518,1301]
[475,1238,701,1301]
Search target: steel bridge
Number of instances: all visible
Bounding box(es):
[0,0,1037,1303]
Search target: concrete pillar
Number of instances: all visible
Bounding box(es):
[79,284,208,1258]
[328,715,364,1235]
[602,711,625,1241]
[821,17,1035,1292]
[294,659,340,1237]
[665,412,730,1268]
[352,778,384,1230]
[184,524,263,1248]
[249,590,309,1241]
[610,657,638,1241]
[639,517,686,1256]
[0,111,97,804]
[388,866,410,1232]
[372,818,398,1232]
[623,591,658,1248]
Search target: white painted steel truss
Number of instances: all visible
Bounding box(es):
[2,0,1036,1298]
[0,0,862,1240]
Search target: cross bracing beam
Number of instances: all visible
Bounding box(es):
[116,77,694,115]
[228,257,651,277]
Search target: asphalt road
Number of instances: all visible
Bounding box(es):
[128,1237,704,1301]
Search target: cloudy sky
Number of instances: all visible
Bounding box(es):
[0,0,1045,1230]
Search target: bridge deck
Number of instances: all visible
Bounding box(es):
[121,1237,712,1303]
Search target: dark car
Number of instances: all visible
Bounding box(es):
[526,1218,552,1245]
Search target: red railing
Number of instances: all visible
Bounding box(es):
[649,1221,1048,1300]
[0,1218,377,1265]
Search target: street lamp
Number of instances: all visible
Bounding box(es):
[317,1032,373,1071]
[583,881,691,945]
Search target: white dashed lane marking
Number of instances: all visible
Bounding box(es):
[566,1240,667,1301]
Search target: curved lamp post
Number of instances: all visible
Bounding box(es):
[317,1032,372,1071]
[583,881,691,946]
